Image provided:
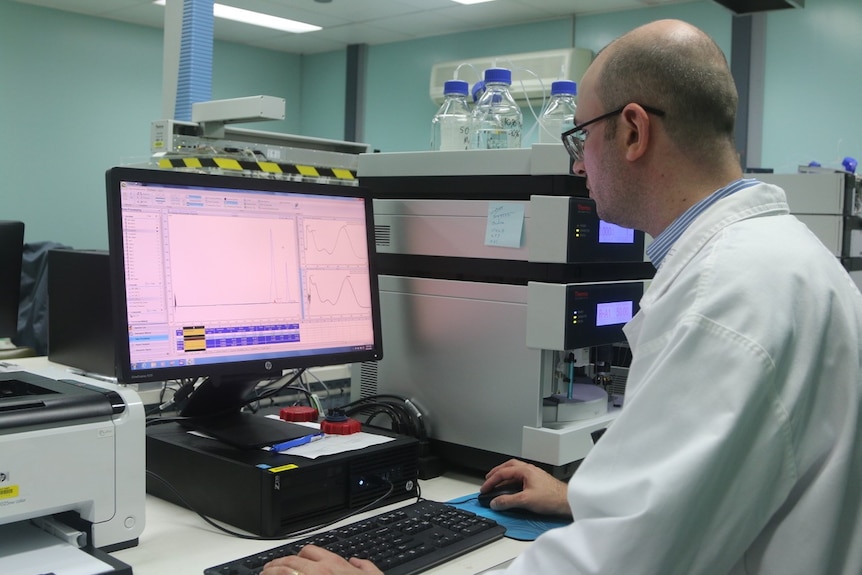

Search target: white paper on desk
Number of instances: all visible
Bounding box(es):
[263,417,394,458]
[0,359,20,371]
[0,523,114,575]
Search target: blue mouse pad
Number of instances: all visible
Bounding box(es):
[446,493,571,541]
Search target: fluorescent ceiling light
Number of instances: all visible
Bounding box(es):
[154,1,321,34]
[451,0,498,4]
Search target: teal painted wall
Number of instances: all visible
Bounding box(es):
[574,1,731,55]
[2,0,861,249]
[300,50,347,141]
[363,18,575,152]
[356,1,733,153]
[760,0,862,172]
[211,41,301,135]
[0,0,299,249]
[1,1,162,250]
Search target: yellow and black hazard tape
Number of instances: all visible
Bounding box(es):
[156,156,356,180]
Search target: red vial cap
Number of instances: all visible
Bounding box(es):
[279,406,319,422]
[320,417,361,435]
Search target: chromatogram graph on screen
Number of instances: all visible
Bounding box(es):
[303,219,368,266]
[167,214,301,318]
[305,271,372,318]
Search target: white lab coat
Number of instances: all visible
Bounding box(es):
[497,182,862,574]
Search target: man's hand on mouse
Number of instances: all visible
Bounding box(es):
[480,459,572,517]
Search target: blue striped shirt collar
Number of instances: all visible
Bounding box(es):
[646,178,760,269]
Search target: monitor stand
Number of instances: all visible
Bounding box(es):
[178,374,314,450]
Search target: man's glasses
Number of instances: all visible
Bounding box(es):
[562,104,665,162]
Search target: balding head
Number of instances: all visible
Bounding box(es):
[591,19,738,163]
[571,20,744,236]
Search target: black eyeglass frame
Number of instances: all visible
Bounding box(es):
[561,104,666,162]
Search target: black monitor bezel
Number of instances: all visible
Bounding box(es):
[105,166,383,386]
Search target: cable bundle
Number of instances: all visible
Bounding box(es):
[338,395,428,442]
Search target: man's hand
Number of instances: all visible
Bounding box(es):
[261,544,383,575]
[480,459,572,517]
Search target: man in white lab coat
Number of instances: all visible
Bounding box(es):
[263,18,862,575]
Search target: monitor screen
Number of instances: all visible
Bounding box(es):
[0,221,25,340]
[106,167,382,446]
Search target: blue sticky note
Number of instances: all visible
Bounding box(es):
[485,202,524,248]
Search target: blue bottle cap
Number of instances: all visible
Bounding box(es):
[550,80,577,96]
[443,80,469,96]
[483,68,512,85]
[843,156,858,174]
[471,80,486,103]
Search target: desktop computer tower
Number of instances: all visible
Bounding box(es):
[146,423,421,537]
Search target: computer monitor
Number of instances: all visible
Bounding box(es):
[0,221,25,340]
[105,167,382,447]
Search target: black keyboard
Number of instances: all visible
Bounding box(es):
[204,499,506,575]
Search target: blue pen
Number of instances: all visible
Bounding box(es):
[269,432,324,452]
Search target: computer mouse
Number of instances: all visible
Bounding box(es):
[477,482,524,508]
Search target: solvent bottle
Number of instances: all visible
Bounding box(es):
[538,80,577,144]
[431,80,471,151]
[471,68,522,150]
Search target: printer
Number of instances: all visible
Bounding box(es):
[0,363,145,573]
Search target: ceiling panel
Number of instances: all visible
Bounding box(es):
[245,32,345,54]
[228,0,352,27]
[313,21,415,46]
[93,3,168,29]
[372,10,479,38]
[10,0,702,54]
[431,1,556,28]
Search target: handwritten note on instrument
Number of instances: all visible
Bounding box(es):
[484,202,524,248]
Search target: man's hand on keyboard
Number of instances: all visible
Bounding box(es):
[262,544,384,575]
[209,500,505,575]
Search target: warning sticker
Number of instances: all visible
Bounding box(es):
[0,485,19,499]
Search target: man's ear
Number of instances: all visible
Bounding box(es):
[621,104,651,162]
